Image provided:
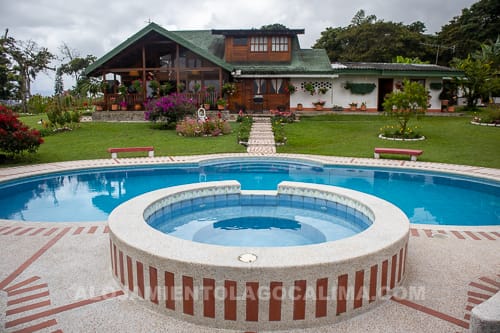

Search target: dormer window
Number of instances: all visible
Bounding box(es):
[250,37,268,52]
[272,36,288,52]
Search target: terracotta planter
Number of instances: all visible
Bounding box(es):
[134,103,142,111]
[447,106,455,112]
[314,104,324,111]
[204,104,211,110]
[111,104,119,111]
[95,105,103,111]
[441,100,449,106]
[296,103,303,111]
[360,105,366,111]
[350,105,357,111]
[217,104,225,110]
[121,106,127,111]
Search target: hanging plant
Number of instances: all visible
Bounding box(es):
[344,82,376,95]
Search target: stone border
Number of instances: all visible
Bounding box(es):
[378,134,426,141]
[109,180,409,330]
[470,121,500,127]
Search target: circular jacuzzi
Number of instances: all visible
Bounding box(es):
[108,180,409,330]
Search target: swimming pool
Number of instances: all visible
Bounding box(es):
[0,158,498,225]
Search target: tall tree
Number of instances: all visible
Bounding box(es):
[0,29,16,100]
[313,10,435,63]
[2,32,54,112]
[58,42,96,94]
[438,0,500,64]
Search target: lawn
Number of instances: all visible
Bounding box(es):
[4,113,500,169]
[277,114,500,168]
[9,116,246,165]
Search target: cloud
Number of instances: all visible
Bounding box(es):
[1,0,476,95]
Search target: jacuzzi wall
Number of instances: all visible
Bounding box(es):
[108,181,410,331]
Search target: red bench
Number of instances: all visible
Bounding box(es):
[108,146,154,158]
[374,148,423,161]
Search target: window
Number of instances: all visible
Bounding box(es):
[253,79,266,94]
[233,37,248,46]
[250,37,268,52]
[269,79,285,94]
[272,36,288,52]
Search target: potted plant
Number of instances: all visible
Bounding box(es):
[349,102,358,111]
[360,102,367,111]
[110,97,119,111]
[132,79,142,94]
[149,80,160,97]
[296,103,303,111]
[119,100,128,111]
[313,99,325,111]
[216,98,227,110]
[318,87,328,95]
[222,83,237,97]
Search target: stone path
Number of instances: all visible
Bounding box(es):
[246,117,276,154]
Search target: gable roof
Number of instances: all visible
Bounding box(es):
[331,62,463,77]
[84,22,233,76]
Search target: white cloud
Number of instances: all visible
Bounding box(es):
[1,0,476,95]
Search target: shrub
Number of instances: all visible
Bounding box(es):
[237,116,253,142]
[271,117,287,144]
[45,96,80,130]
[176,116,232,137]
[0,105,44,155]
[145,93,197,126]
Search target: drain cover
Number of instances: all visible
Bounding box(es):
[238,253,257,263]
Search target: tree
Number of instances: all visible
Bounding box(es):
[57,42,96,95]
[452,55,498,107]
[2,33,55,112]
[382,79,428,138]
[313,10,435,62]
[438,0,500,64]
[260,23,289,30]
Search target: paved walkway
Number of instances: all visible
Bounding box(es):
[246,117,276,154]
[0,154,499,332]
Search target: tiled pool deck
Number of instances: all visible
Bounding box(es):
[0,153,499,332]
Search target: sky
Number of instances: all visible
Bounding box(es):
[1,0,478,96]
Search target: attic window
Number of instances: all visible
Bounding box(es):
[250,37,268,52]
[272,36,288,52]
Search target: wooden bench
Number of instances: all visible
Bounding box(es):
[374,148,423,161]
[108,146,154,158]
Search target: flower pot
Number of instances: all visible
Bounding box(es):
[314,104,324,111]
[441,100,449,106]
[447,106,455,112]
[121,106,127,111]
[111,104,119,111]
[95,105,103,111]
[134,103,142,111]
[296,103,303,111]
[204,104,211,110]
[217,104,225,110]
[360,105,367,111]
[350,105,357,111]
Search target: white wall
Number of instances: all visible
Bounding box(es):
[290,79,335,108]
[332,76,378,110]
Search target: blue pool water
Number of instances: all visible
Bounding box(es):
[147,192,371,246]
[0,159,498,225]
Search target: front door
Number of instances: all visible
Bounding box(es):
[378,79,393,111]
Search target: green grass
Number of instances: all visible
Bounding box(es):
[6,116,245,165]
[4,113,500,169]
[277,114,500,168]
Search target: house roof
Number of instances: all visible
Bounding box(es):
[84,23,234,76]
[331,62,463,77]
[231,38,334,77]
[211,29,305,36]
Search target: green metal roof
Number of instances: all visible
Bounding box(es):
[331,62,464,78]
[84,23,234,76]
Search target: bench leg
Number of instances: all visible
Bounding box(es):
[374,153,380,159]
[111,152,117,159]
[148,151,154,158]
[411,155,417,162]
